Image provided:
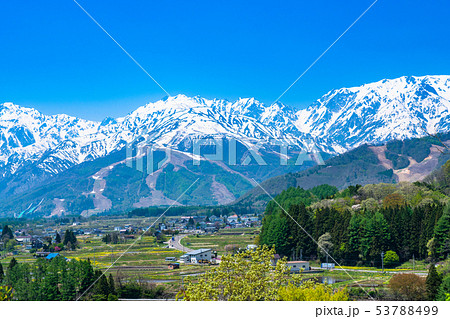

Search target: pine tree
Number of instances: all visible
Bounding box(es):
[8,257,18,270]
[289,204,315,258]
[271,214,291,256]
[1,225,13,241]
[433,206,450,259]
[425,264,442,300]
[55,232,61,244]
[347,214,363,264]
[93,270,110,299]
[41,259,61,301]
[0,262,4,283]
[108,274,116,295]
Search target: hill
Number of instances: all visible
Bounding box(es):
[238,134,450,207]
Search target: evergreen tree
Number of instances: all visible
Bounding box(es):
[1,225,13,241]
[108,274,116,295]
[0,262,4,283]
[8,257,18,270]
[425,264,442,301]
[60,264,76,300]
[410,206,425,258]
[63,229,78,250]
[41,258,61,300]
[433,206,450,259]
[93,270,110,299]
[271,214,291,256]
[290,204,315,258]
[55,232,61,244]
[346,214,363,264]
[436,275,450,301]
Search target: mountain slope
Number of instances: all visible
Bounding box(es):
[1,75,450,216]
[295,75,450,153]
[238,134,450,207]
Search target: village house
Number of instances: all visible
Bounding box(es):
[286,261,310,273]
[180,249,212,264]
[15,235,32,244]
[227,214,238,223]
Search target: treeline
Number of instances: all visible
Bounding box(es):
[3,257,96,300]
[259,186,450,265]
[1,256,167,300]
[128,203,256,218]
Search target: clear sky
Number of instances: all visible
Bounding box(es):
[1,0,449,121]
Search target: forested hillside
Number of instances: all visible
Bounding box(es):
[259,160,450,265]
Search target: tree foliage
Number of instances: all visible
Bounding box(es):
[389,273,427,301]
[180,246,290,301]
[383,250,399,267]
[425,264,442,300]
[5,256,96,300]
[278,280,349,301]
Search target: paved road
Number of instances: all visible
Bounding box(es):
[311,267,427,275]
[169,234,193,253]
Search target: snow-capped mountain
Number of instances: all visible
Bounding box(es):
[0,75,450,216]
[1,75,450,180]
[0,95,306,179]
[295,75,450,153]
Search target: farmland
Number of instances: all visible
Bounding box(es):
[180,228,259,254]
[0,221,261,297]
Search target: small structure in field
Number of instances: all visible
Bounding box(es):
[168,263,180,270]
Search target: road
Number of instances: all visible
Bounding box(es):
[169,234,193,253]
[311,267,427,275]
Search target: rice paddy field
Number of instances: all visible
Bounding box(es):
[0,226,261,295]
[180,228,259,254]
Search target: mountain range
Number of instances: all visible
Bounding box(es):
[1,75,449,217]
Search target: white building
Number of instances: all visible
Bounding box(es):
[180,249,212,264]
[286,261,310,273]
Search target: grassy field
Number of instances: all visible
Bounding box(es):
[2,224,427,299]
[0,227,261,296]
[180,228,259,254]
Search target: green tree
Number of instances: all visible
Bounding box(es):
[0,263,4,283]
[92,270,110,300]
[346,214,363,263]
[289,204,315,258]
[383,250,399,267]
[63,229,78,250]
[55,232,61,244]
[425,264,442,300]
[433,206,450,259]
[360,212,391,264]
[436,275,450,301]
[7,258,18,271]
[108,274,116,295]
[4,239,16,252]
[180,246,290,301]
[1,225,13,241]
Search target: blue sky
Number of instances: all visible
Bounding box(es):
[1,0,449,120]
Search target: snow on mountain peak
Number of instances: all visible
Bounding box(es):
[1,75,450,179]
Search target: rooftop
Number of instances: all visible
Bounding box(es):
[185,249,212,255]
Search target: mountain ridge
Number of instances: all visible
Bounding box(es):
[1,75,450,216]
